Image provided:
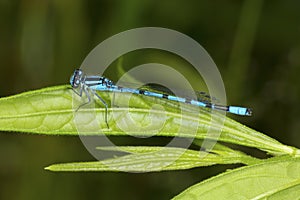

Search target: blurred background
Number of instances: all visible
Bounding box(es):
[1,0,300,199]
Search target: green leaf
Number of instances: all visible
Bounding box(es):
[0,85,299,156]
[45,146,259,172]
[192,140,259,165]
[172,156,300,200]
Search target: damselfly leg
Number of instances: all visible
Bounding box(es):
[73,86,110,129]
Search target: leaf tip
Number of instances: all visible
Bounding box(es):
[44,165,55,171]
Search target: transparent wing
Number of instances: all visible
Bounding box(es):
[195,91,218,103]
[114,80,218,103]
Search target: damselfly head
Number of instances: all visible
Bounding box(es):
[70,69,83,88]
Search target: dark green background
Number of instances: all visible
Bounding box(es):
[1,0,300,199]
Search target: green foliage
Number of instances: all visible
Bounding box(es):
[173,156,300,200]
[45,145,260,172]
[1,0,300,199]
[0,85,298,156]
[0,85,299,199]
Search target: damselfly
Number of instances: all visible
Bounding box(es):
[70,69,252,128]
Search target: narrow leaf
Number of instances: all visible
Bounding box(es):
[173,156,300,200]
[45,146,257,172]
[0,85,298,156]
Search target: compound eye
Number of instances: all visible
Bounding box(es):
[77,69,82,75]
